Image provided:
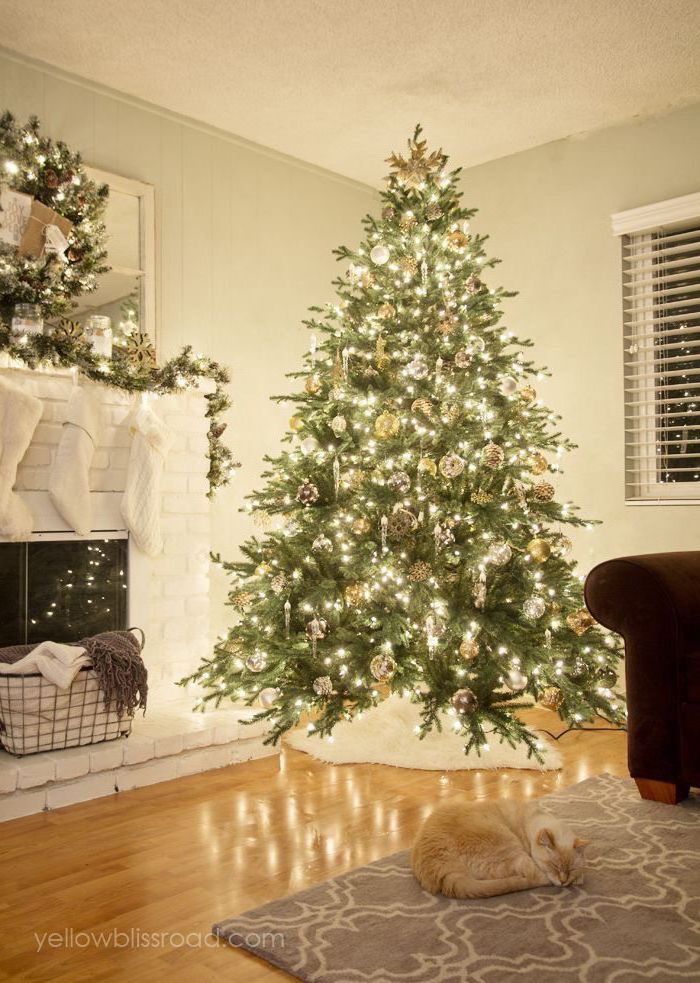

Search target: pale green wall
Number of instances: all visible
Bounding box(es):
[0,50,375,635]
[462,102,700,570]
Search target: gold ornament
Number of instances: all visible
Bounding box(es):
[374,411,401,439]
[482,443,505,469]
[529,452,548,475]
[305,374,321,395]
[533,480,555,503]
[351,516,371,535]
[411,397,434,418]
[377,302,396,319]
[330,415,347,437]
[566,608,596,636]
[439,452,465,479]
[425,203,442,221]
[344,582,368,607]
[231,590,254,611]
[386,134,447,188]
[399,212,417,231]
[219,637,242,655]
[255,562,272,576]
[348,469,367,490]
[399,256,418,277]
[370,651,397,682]
[447,229,470,248]
[437,318,455,337]
[520,385,537,402]
[289,415,304,432]
[539,686,564,711]
[418,457,437,477]
[124,331,156,370]
[375,334,390,370]
[54,317,84,340]
[459,639,479,661]
[471,489,494,505]
[387,508,418,541]
[408,560,432,582]
[528,538,551,563]
[441,403,460,425]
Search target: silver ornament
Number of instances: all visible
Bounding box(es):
[370,244,390,265]
[312,534,333,553]
[245,652,267,673]
[407,356,429,380]
[523,596,546,621]
[330,415,347,436]
[454,349,472,369]
[433,522,455,549]
[499,376,518,396]
[259,687,280,709]
[506,668,528,691]
[388,470,411,494]
[300,436,320,456]
[487,541,512,566]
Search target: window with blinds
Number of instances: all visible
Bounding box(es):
[615,195,700,503]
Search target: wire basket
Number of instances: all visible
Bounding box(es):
[0,629,144,756]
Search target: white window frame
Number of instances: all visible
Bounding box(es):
[85,167,156,351]
[612,191,700,506]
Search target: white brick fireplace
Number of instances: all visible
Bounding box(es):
[0,362,275,821]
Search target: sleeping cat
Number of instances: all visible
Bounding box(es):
[411,798,589,899]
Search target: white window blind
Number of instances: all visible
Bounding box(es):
[613,193,700,503]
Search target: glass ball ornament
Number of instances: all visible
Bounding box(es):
[529,451,548,475]
[486,541,512,566]
[305,374,321,395]
[454,349,473,369]
[457,219,471,235]
[539,686,564,711]
[417,457,437,477]
[566,608,596,636]
[388,470,411,494]
[300,435,320,456]
[344,582,367,607]
[374,411,401,439]
[369,244,390,265]
[259,687,280,709]
[330,415,347,436]
[387,508,418,540]
[439,452,465,479]
[351,516,371,535]
[377,302,396,319]
[312,534,333,553]
[407,355,429,380]
[370,651,397,682]
[499,376,518,396]
[297,480,320,505]
[312,675,334,696]
[451,687,478,714]
[520,384,537,402]
[506,668,528,691]
[289,415,303,432]
[523,596,546,620]
[245,652,267,673]
[471,336,486,353]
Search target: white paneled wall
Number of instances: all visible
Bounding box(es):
[0,48,376,639]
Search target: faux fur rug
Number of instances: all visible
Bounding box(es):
[285,694,561,771]
[214,775,700,982]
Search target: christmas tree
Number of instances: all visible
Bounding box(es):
[180,127,625,761]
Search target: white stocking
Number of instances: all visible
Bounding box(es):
[48,385,101,536]
[121,399,173,557]
[0,377,42,540]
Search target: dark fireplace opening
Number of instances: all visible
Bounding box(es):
[0,537,129,647]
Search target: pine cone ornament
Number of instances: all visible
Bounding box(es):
[231,590,254,611]
[482,443,505,469]
[539,687,564,711]
[471,489,494,505]
[532,480,555,503]
[467,274,483,294]
[297,480,320,505]
[370,651,397,682]
[330,415,347,436]
[566,608,596,636]
[313,675,334,697]
[447,230,470,248]
[459,639,479,661]
[411,397,434,418]
[306,616,329,640]
[425,203,442,221]
[270,573,288,594]
[381,205,396,221]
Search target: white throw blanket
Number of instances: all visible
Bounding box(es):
[0,640,90,689]
[48,385,101,536]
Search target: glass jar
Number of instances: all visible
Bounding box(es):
[11,303,44,337]
[85,315,113,358]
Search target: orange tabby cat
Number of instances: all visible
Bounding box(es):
[412,798,589,899]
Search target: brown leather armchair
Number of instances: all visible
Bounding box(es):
[585,552,700,805]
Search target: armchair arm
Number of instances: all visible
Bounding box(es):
[584,552,700,783]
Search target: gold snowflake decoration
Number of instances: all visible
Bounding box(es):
[386,133,447,188]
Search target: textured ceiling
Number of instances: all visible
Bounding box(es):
[1,0,700,185]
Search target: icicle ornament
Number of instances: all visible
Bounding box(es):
[284,599,291,637]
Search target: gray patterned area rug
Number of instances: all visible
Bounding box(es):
[214,775,700,982]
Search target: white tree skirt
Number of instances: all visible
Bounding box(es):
[285,694,562,771]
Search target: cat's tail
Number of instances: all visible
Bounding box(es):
[416,866,544,900]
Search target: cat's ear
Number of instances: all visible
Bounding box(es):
[573,838,590,852]
[537,828,555,850]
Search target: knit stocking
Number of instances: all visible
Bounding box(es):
[0,377,43,540]
[121,400,173,557]
[49,385,100,536]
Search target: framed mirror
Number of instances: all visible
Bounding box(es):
[77,167,155,349]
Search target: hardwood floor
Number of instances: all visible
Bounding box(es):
[0,709,628,982]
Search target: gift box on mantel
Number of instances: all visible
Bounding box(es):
[18,200,73,260]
